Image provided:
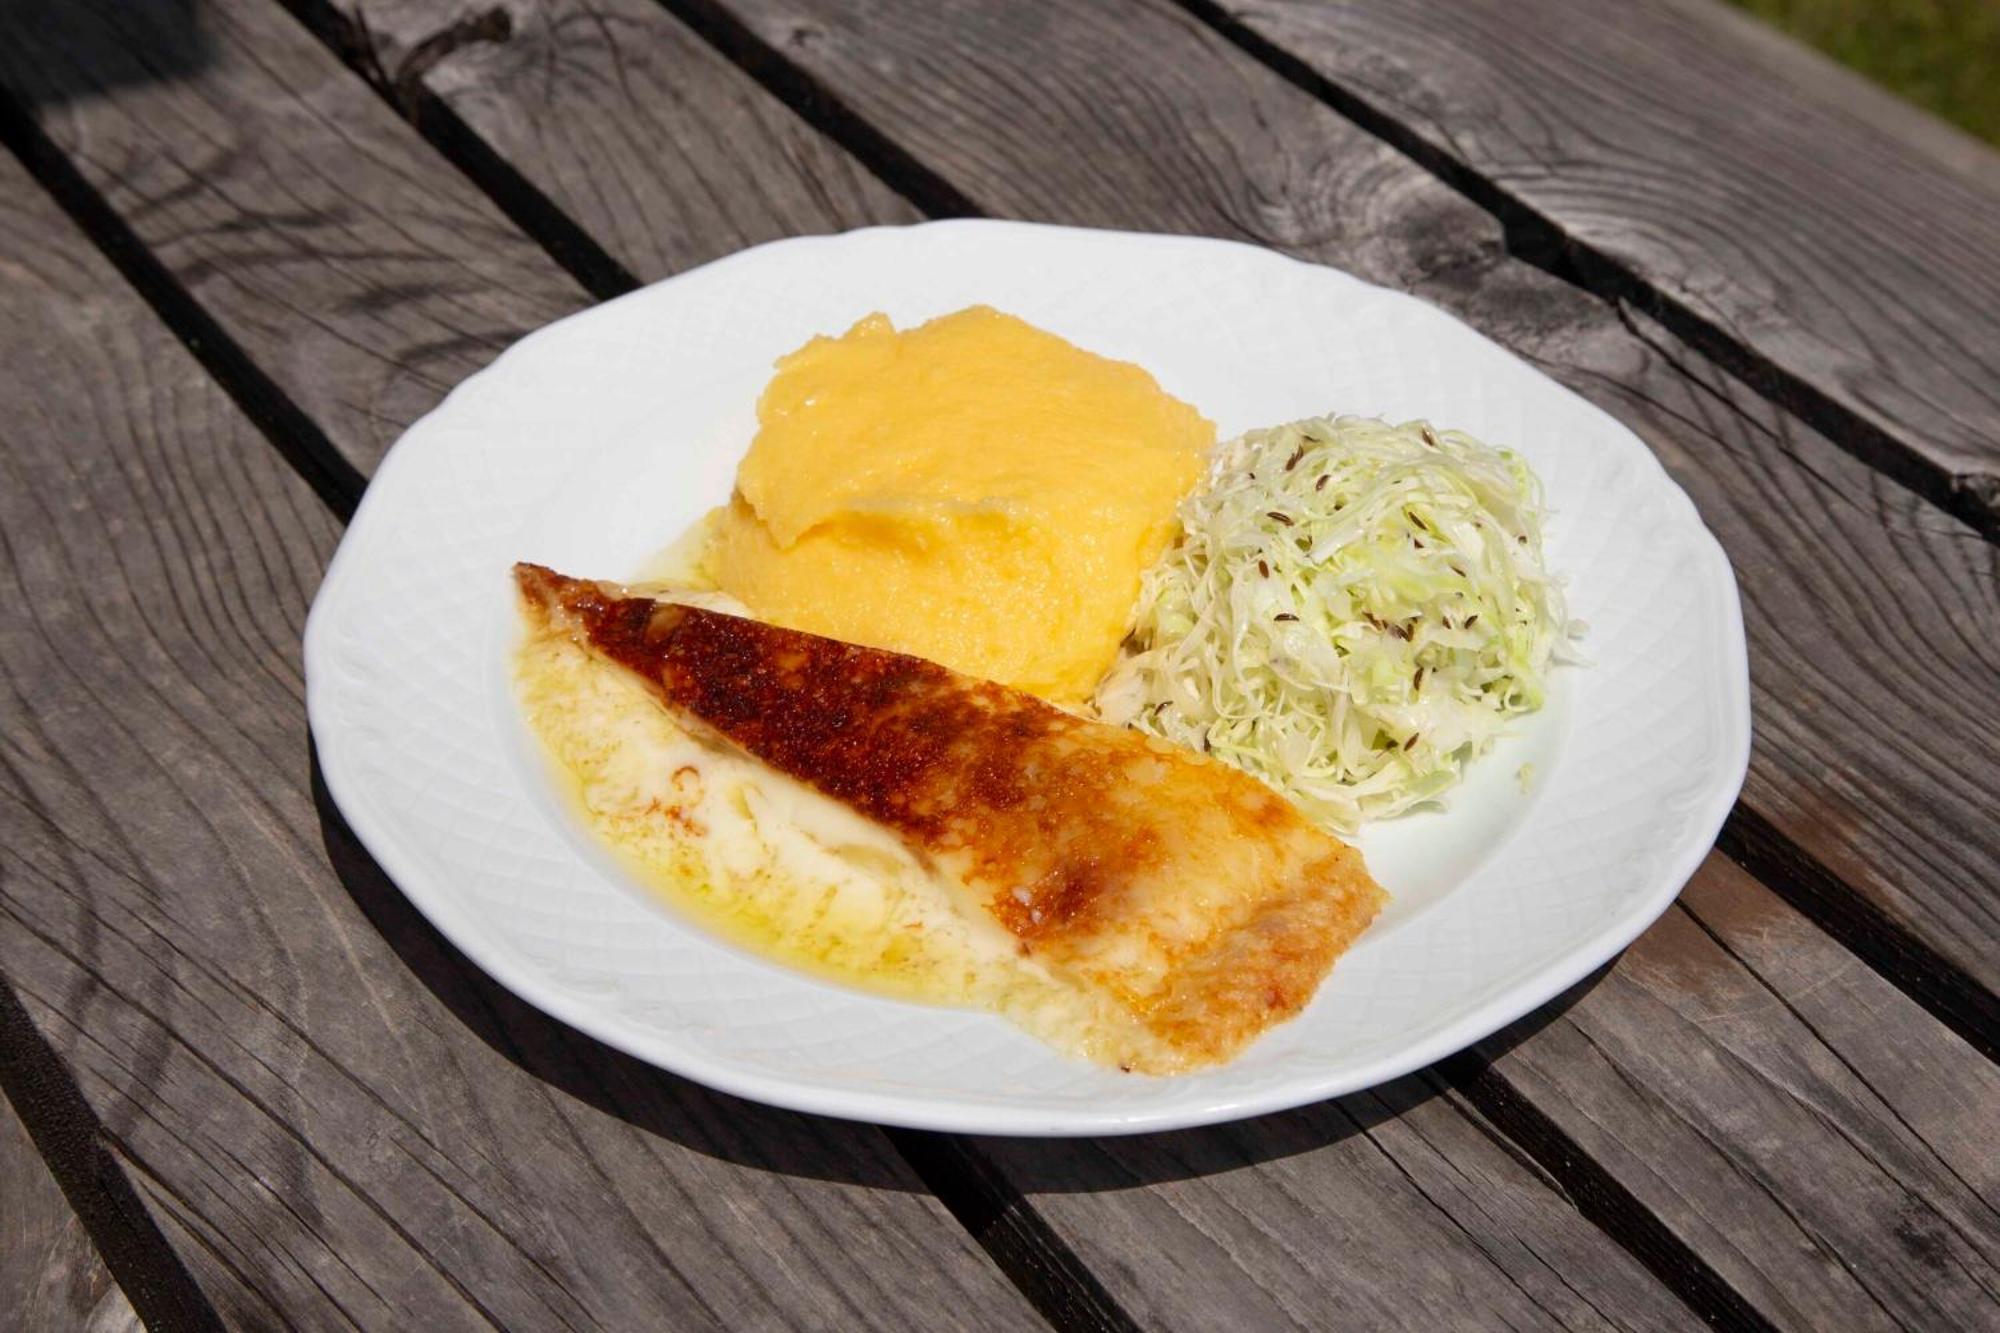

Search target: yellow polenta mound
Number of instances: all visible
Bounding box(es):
[710,306,1212,703]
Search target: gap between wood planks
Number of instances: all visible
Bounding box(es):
[0,980,221,1333]
[308,2,645,303]
[0,86,308,1333]
[0,6,1980,1331]
[1167,0,2000,545]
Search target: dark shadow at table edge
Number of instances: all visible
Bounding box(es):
[0,0,216,110]
[311,734,1607,1194]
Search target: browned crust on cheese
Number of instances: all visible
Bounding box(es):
[516,562,1386,1069]
[1142,844,1378,1060]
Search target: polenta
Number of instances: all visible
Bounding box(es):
[709,306,1211,703]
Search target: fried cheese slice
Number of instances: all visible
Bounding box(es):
[517,562,1386,1070]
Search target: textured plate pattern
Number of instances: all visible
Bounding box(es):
[305,222,1749,1134]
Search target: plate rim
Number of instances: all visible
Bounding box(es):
[305,218,1752,1136]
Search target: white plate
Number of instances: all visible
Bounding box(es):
[305,221,1749,1136]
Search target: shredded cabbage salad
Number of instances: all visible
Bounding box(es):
[1096,415,1581,833]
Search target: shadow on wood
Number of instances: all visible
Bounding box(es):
[970,965,1607,1194]
[313,734,1607,1190]
[0,0,213,109]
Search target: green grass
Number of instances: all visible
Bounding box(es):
[1726,0,2000,145]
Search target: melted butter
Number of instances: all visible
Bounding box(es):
[515,616,1177,1068]
[630,509,724,590]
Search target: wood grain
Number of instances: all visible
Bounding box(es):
[969,859,2000,1333]
[0,0,905,478]
[0,147,1043,1330]
[701,0,2000,1031]
[0,1094,140,1333]
[1200,0,2000,532]
[974,1080,1701,1332]
[1480,857,2000,1330]
[344,0,919,279]
[0,0,593,475]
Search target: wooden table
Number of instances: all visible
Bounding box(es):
[3,1,1996,1328]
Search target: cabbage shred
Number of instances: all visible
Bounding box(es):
[1096,415,1578,834]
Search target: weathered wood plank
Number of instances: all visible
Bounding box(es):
[0,0,588,475]
[0,980,217,1330]
[971,1079,1702,1332]
[0,1092,140,1333]
[1677,864,2000,1213]
[0,0,906,478]
[970,858,2000,1333]
[0,144,1044,1330]
[1480,857,2000,1330]
[342,0,920,279]
[701,0,2000,1037]
[1200,0,2000,531]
